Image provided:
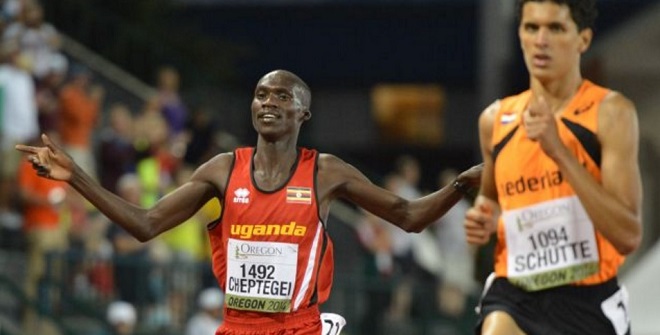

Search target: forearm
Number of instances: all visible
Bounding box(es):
[553,149,641,254]
[403,186,464,233]
[68,165,155,241]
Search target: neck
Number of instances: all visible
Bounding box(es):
[254,138,298,170]
[530,72,583,114]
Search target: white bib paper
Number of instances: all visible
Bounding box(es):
[503,196,600,291]
[225,238,298,313]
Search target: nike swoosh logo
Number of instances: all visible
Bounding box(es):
[573,101,594,115]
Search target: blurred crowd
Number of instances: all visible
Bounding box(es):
[355,155,480,335]
[0,1,234,334]
[0,1,481,335]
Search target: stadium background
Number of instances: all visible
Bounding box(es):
[1,0,659,334]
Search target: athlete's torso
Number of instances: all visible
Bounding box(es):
[208,147,334,319]
[491,80,623,290]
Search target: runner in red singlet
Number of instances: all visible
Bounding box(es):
[17,69,482,334]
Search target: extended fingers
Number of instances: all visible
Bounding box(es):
[15,144,39,154]
[42,133,58,153]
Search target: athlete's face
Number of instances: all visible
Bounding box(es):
[251,72,310,141]
[518,1,592,82]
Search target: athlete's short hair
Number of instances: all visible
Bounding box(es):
[516,0,598,31]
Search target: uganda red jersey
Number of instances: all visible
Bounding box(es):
[491,80,623,290]
[208,147,333,319]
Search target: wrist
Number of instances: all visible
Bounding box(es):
[452,179,472,196]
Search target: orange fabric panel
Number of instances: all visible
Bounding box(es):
[490,81,623,285]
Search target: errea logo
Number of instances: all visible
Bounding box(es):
[233,188,250,204]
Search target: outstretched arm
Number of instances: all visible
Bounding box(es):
[317,154,482,233]
[16,134,228,241]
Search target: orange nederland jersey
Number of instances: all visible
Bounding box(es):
[491,80,623,290]
[208,147,334,319]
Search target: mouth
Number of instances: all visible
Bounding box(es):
[258,111,279,122]
[532,54,551,67]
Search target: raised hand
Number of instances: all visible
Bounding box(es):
[15,134,75,181]
[523,95,564,159]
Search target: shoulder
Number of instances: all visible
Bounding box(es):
[480,99,501,118]
[479,99,502,130]
[199,152,235,170]
[191,152,235,181]
[600,91,637,117]
[317,153,352,173]
[599,91,638,133]
[317,153,366,181]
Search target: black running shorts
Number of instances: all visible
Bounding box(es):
[475,274,631,335]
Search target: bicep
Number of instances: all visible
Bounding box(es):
[599,96,642,214]
[477,102,498,201]
[149,154,229,231]
[320,155,401,216]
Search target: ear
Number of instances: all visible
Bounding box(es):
[578,28,593,54]
[302,109,312,121]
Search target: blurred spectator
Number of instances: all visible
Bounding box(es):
[2,0,22,22]
[0,39,37,232]
[356,209,394,335]
[382,155,443,328]
[35,52,67,135]
[107,300,137,335]
[160,165,207,262]
[155,65,188,137]
[184,287,223,335]
[97,102,137,193]
[2,0,63,80]
[58,64,104,179]
[107,174,160,305]
[183,105,217,167]
[433,168,479,318]
[134,96,177,206]
[159,165,207,328]
[17,145,68,333]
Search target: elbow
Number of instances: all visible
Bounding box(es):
[134,233,153,243]
[131,221,159,243]
[404,224,425,234]
[134,211,163,242]
[616,223,643,256]
[399,219,427,234]
[137,224,162,242]
[617,234,642,256]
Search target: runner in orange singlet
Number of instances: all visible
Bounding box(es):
[464,1,642,335]
[17,69,482,335]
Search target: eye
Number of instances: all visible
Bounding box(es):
[549,24,565,33]
[278,94,291,101]
[255,92,266,99]
[523,23,538,32]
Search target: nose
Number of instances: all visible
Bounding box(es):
[534,28,549,47]
[261,93,277,107]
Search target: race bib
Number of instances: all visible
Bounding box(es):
[321,313,347,335]
[225,239,298,313]
[503,196,600,291]
[601,286,630,335]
